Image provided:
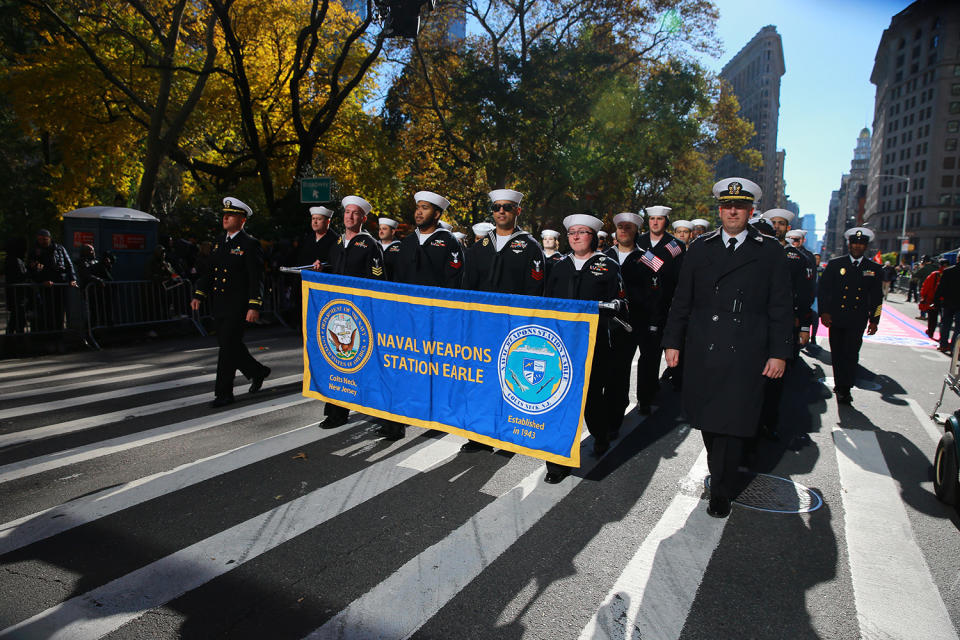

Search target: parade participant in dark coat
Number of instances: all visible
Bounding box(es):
[28,229,78,332]
[541,229,565,280]
[191,197,271,408]
[935,262,960,353]
[690,218,710,240]
[296,206,339,269]
[378,217,402,280]
[817,227,882,405]
[463,189,546,296]
[394,191,464,289]
[922,259,949,340]
[671,220,694,246]
[543,213,628,484]
[630,205,685,414]
[663,177,793,518]
[603,211,645,430]
[77,244,114,328]
[4,236,29,334]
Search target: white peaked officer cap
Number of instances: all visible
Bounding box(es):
[644,205,672,218]
[341,195,372,215]
[785,229,805,240]
[672,220,694,230]
[691,218,710,228]
[378,217,398,228]
[309,206,333,217]
[438,220,452,230]
[223,197,252,217]
[844,227,875,242]
[613,212,644,227]
[472,222,495,235]
[488,189,523,203]
[541,229,560,239]
[414,190,451,211]
[762,208,795,224]
[712,177,762,203]
[563,213,603,232]
[452,231,466,241]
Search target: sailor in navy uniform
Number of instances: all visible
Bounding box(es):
[631,205,686,414]
[543,213,628,484]
[297,206,339,270]
[378,217,402,281]
[691,218,710,240]
[191,197,271,408]
[472,222,494,245]
[671,219,694,246]
[663,177,793,518]
[394,191,464,289]
[817,227,882,404]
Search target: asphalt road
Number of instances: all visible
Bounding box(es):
[0,296,958,640]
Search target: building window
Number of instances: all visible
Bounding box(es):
[946,157,957,170]
[948,139,959,151]
[950,121,960,133]
[941,194,952,205]
[945,176,956,188]
[955,64,960,76]
[951,102,960,114]
[954,212,960,226]
[941,211,950,225]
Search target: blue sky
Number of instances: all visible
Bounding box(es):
[703,0,913,234]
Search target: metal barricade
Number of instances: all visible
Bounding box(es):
[84,279,206,349]
[191,272,292,330]
[1,282,85,339]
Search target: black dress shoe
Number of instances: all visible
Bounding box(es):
[319,416,348,429]
[592,441,610,457]
[544,469,569,484]
[609,429,620,441]
[707,495,731,518]
[377,423,406,440]
[759,424,780,442]
[639,403,651,415]
[460,441,493,453]
[249,367,271,394]
[210,396,235,408]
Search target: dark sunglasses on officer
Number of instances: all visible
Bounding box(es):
[490,202,518,213]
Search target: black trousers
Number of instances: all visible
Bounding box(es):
[928,306,940,338]
[636,327,663,405]
[703,431,745,499]
[214,315,268,399]
[324,403,349,420]
[828,321,866,390]
[609,335,637,426]
[760,375,785,429]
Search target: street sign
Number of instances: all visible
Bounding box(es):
[300,177,332,203]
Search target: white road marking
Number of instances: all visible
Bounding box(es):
[0,362,73,379]
[0,365,202,402]
[906,397,946,446]
[577,450,720,640]
[0,374,303,448]
[0,396,312,484]
[0,435,463,640]
[0,359,53,372]
[0,418,366,555]
[832,428,958,640]
[0,363,154,391]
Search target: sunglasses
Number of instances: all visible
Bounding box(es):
[490,203,518,213]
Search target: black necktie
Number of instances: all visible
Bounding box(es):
[727,237,737,255]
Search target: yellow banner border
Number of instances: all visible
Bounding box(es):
[301,279,599,467]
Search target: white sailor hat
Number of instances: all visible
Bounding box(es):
[452,231,466,241]
[223,196,252,217]
[844,227,875,243]
[378,217,398,228]
[472,222,494,236]
[414,190,451,211]
[563,213,603,232]
[488,189,523,204]
[672,220,694,230]
[541,229,560,239]
[644,205,672,218]
[341,195,372,215]
[309,206,334,217]
[613,212,644,227]
[762,208,795,224]
[712,177,762,203]
[438,220,452,230]
[785,229,805,240]
[691,218,710,228]
[597,230,609,238]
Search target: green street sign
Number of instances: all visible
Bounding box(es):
[300,177,332,203]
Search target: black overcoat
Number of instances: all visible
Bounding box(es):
[662,227,793,437]
[194,229,264,319]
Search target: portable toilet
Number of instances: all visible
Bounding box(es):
[63,207,159,280]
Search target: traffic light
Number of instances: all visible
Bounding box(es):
[380,0,434,38]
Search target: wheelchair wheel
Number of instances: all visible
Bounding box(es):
[934,432,959,506]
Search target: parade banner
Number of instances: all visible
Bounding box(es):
[300,271,599,466]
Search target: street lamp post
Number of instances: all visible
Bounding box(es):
[877,173,910,258]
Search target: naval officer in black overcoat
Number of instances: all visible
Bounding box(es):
[817,227,882,404]
[191,197,271,407]
[663,177,793,517]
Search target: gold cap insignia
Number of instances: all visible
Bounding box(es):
[729,182,741,195]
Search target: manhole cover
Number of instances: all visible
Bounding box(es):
[706,473,822,514]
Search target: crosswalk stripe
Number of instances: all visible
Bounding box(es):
[0,373,218,419]
[305,426,619,640]
[0,374,304,448]
[832,428,959,640]
[0,361,70,379]
[0,363,153,390]
[0,434,463,640]
[577,449,722,640]
[0,395,313,484]
[0,418,372,555]
[0,365,200,402]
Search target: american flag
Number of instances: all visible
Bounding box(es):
[666,239,682,258]
[639,249,664,272]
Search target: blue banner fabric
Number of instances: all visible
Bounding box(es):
[300,271,599,466]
